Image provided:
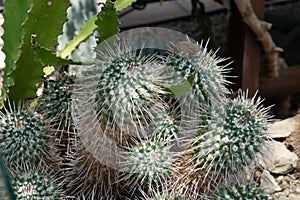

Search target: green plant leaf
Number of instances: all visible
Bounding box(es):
[57,15,97,59]
[96,2,120,44]
[165,79,192,97]
[57,1,120,59]
[1,0,32,105]
[114,0,137,12]
[8,0,70,101]
[33,44,82,67]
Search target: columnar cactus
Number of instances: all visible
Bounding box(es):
[57,0,99,63]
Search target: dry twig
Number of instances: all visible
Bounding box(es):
[234,0,287,77]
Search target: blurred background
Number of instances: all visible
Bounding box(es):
[119,0,300,118]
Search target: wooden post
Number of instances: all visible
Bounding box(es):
[227,0,265,97]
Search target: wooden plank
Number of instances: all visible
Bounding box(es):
[227,1,245,92]
[241,0,265,97]
[260,66,300,97]
[227,0,265,97]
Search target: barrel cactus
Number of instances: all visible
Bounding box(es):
[0,105,49,167]
[190,92,271,177]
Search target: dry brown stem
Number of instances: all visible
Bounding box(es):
[234,0,287,77]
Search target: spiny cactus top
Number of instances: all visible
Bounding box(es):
[164,41,229,104]
[124,139,174,186]
[92,50,167,129]
[11,170,60,200]
[0,108,48,166]
[191,92,270,176]
[213,182,271,200]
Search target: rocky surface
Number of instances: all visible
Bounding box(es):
[267,116,299,138]
[259,115,300,199]
[260,140,298,174]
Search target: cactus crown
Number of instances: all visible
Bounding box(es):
[94,50,166,127]
[192,93,270,176]
[11,170,59,200]
[124,139,174,186]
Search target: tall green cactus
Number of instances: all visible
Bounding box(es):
[3,0,70,101]
[57,0,98,63]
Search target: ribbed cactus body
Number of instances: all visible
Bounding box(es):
[93,52,167,128]
[152,112,179,142]
[0,108,48,166]
[166,54,195,81]
[165,42,229,104]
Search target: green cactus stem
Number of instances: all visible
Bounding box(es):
[164,41,230,103]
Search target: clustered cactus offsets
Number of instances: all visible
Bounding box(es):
[0,28,273,200]
[65,33,272,198]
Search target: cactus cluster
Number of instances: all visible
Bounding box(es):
[66,35,272,199]
[0,37,272,199]
[0,102,63,199]
[0,0,273,197]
